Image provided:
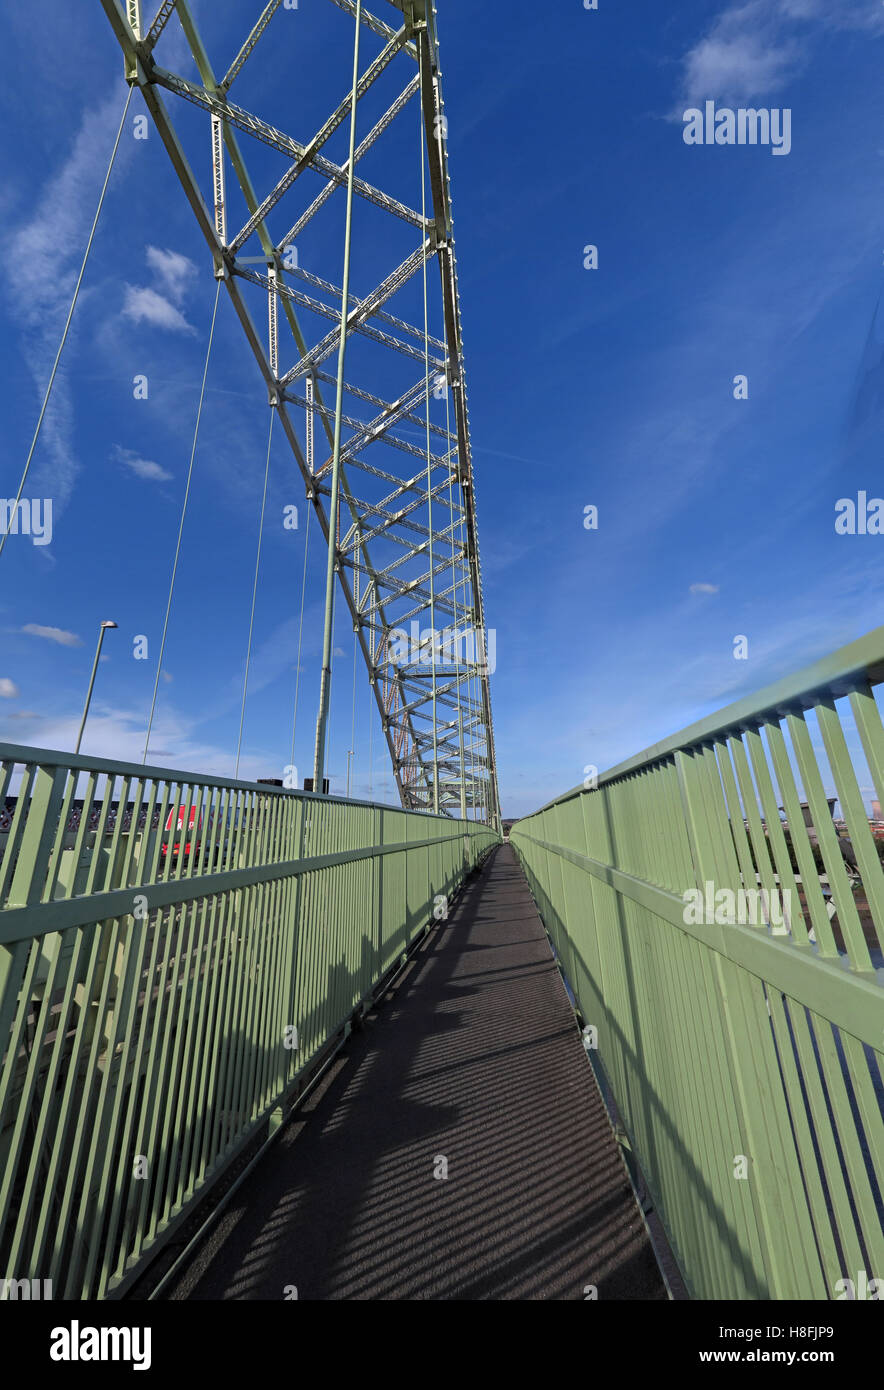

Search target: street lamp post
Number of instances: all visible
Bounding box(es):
[75,620,117,755]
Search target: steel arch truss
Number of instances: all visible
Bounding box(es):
[101,0,500,825]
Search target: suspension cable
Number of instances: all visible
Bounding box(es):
[312,0,362,791]
[420,38,439,813]
[1,86,133,560]
[444,354,466,819]
[143,280,221,764]
[348,625,358,797]
[289,475,313,782]
[368,664,374,801]
[234,406,275,778]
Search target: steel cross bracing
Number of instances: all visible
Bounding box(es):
[100,0,500,827]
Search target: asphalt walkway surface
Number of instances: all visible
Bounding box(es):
[164,843,667,1300]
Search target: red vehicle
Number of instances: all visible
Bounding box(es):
[161,804,202,861]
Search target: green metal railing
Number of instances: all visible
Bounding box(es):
[511,627,884,1300]
[0,741,497,1299]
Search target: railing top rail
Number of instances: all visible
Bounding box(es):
[0,738,486,827]
[518,624,884,820]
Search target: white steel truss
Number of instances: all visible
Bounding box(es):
[99,0,500,826]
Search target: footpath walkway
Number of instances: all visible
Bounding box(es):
[164,844,667,1300]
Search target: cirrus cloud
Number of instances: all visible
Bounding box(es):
[22,623,83,646]
[113,444,173,483]
[144,245,196,304]
[121,285,195,335]
[679,0,884,107]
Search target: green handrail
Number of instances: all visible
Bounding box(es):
[511,625,884,1300]
[0,742,497,1298]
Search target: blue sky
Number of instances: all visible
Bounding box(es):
[1,0,884,818]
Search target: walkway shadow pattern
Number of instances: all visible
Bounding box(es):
[167,846,666,1301]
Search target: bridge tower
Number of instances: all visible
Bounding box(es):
[100,0,501,827]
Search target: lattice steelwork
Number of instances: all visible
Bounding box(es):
[100,0,500,826]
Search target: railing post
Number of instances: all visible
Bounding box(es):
[673,745,822,1298]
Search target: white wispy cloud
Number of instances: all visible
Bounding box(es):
[145,246,197,305]
[22,623,83,647]
[679,0,884,106]
[5,87,134,516]
[690,582,720,595]
[113,444,173,483]
[121,285,195,335]
[18,701,274,782]
[0,678,19,697]
[683,29,800,104]
[779,0,884,28]
[119,244,199,335]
